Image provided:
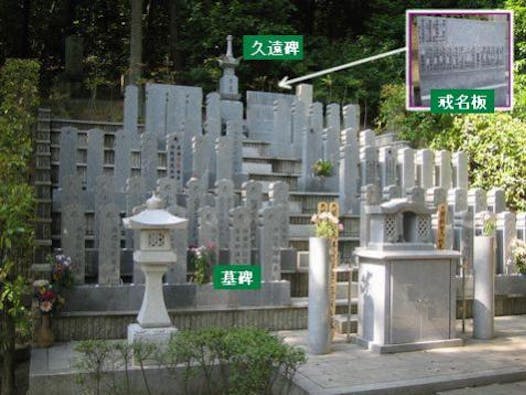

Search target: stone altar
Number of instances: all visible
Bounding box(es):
[355,188,462,353]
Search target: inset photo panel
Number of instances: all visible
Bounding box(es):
[406,9,513,111]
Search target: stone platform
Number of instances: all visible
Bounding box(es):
[29,316,526,395]
[284,315,526,394]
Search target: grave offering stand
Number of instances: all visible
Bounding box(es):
[123,193,187,345]
[355,191,462,353]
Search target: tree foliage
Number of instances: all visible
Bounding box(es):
[0,58,39,395]
[0,0,504,124]
[441,114,526,211]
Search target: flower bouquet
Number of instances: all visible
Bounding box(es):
[188,243,217,284]
[311,212,343,238]
[50,253,74,289]
[33,280,64,315]
[511,239,526,274]
[312,159,333,178]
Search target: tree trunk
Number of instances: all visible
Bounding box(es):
[129,0,143,85]
[1,305,16,395]
[169,0,182,71]
[20,0,30,58]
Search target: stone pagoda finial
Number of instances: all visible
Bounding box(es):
[226,34,234,58]
[218,34,241,100]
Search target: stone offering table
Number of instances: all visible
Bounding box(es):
[355,188,462,353]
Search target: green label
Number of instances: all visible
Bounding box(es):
[213,265,261,290]
[430,89,495,113]
[243,35,303,60]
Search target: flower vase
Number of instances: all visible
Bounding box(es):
[312,175,326,192]
[308,237,331,354]
[37,314,54,348]
[473,235,496,340]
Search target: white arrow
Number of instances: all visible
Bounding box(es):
[278,47,407,89]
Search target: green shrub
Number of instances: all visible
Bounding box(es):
[75,339,156,395]
[163,327,307,395]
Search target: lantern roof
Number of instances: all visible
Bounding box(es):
[123,192,187,230]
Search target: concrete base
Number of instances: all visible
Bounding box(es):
[127,323,177,365]
[127,323,177,345]
[355,336,464,354]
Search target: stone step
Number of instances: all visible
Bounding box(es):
[248,172,299,191]
[336,298,358,314]
[333,314,358,334]
[292,297,357,315]
[336,281,358,299]
[288,201,303,214]
[242,162,272,173]
[289,224,315,238]
[242,140,270,157]
[288,193,339,214]
[243,156,302,173]
[242,146,261,157]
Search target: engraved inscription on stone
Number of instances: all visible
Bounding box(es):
[415,16,510,106]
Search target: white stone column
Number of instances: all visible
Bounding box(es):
[308,237,331,354]
[473,235,496,339]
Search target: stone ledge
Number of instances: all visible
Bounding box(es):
[62,281,291,312]
[51,294,526,341]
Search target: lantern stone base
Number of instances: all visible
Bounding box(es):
[127,323,177,348]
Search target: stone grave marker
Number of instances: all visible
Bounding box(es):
[124,85,139,135]
[269,181,289,248]
[166,132,184,191]
[435,150,452,190]
[272,99,291,157]
[497,211,516,274]
[257,205,283,281]
[97,203,121,285]
[416,149,434,189]
[229,206,251,264]
[398,147,415,195]
[242,181,263,257]
[342,104,360,131]
[141,131,158,191]
[215,136,234,181]
[339,128,359,214]
[452,151,469,189]
[215,179,234,250]
[488,188,506,214]
[62,202,86,284]
[379,146,397,190]
[58,127,78,187]
[291,100,306,158]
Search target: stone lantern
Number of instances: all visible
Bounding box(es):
[123,192,187,344]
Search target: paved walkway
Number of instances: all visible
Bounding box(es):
[279,316,526,394]
[438,381,526,394]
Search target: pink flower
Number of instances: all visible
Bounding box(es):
[40,301,53,313]
[338,223,344,232]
